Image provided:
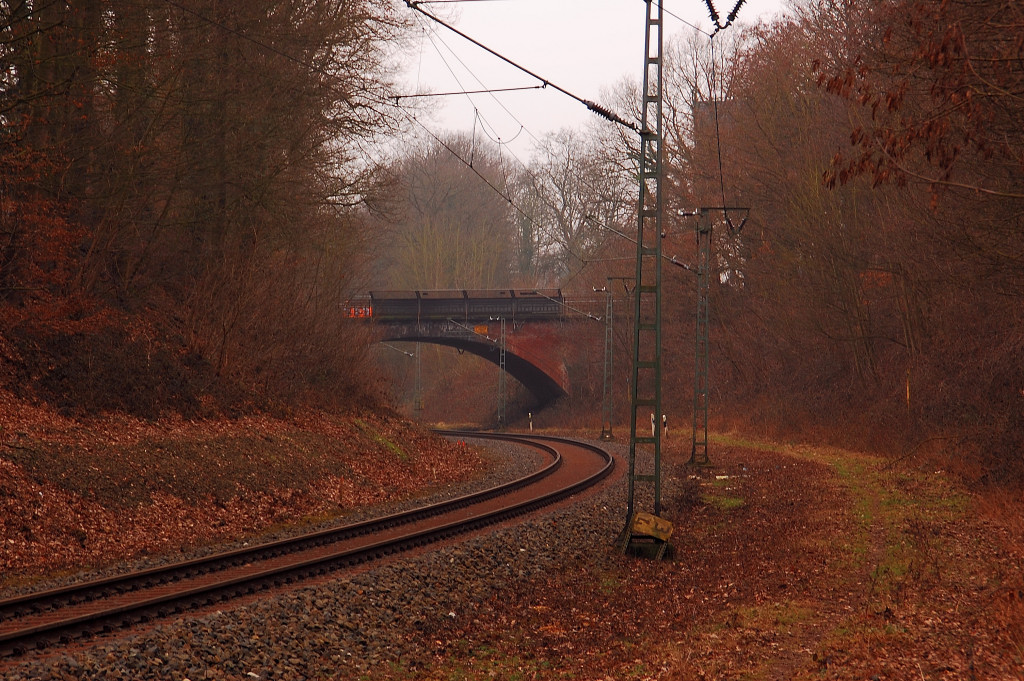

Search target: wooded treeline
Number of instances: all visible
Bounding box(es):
[704,0,1024,482]
[1,0,400,415]
[2,0,1020,481]
[374,0,1022,482]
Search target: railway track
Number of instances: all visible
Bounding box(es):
[0,432,612,659]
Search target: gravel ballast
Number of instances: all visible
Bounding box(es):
[2,436,658,680]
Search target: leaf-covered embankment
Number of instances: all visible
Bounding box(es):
[0,394,481,585]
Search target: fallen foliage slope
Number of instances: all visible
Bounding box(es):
[0,392,481,585]
[392,436,1024,680]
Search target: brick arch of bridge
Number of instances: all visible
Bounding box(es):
[375,322,568,407]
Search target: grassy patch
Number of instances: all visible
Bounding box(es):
[598,573,621,595]
[726,436,982,674]
[709,431,790,454]
[668,432,992,678]
[703,492,745,511]
[378,648,575,681]
[354,418,408,461]
[732,601,816,631]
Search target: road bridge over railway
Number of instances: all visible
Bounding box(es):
[352,290,574,406]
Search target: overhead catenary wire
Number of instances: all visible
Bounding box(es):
[406,105,639,284]
[533,290,602,322]
[414,19,529,153]
[403,19,626,276]
[707,20,749,232]
[416,16,542,146]
[413,4,748,276]
[405,0,638,131]
[420,23,486,123]
[154,0,650,299]
[410,17,535,195]
[169,0,726,290]
[655,0,714,38]
[405,1,723,284]
[395,85,543,102]
[418,16,587,251]
[405,112,520,209]
[710,35,730,221]
[381,343,416,357]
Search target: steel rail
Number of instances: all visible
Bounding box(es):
[0,436,561,621]
[0,433,612,658]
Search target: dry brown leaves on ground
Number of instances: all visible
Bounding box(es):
[399,438,1024,680]
[0,391,482,584]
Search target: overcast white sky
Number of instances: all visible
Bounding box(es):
[396,0,790,161]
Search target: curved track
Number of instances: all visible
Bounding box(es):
[0,432,612,659]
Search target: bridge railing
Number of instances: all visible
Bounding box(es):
[345,289,607,323]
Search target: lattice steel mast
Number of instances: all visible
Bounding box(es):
[497,317,507,429]
[600,276,632,441]
[600,285,615,441]
[691,209,712,464]
[415,342,424,417]
[623,0,664,528]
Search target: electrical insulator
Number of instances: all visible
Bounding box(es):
[727,0,747,25]
[703,0,720,25]
[584,100,636,131]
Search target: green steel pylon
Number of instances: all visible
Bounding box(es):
[691,210,711,464]
[497,317,506,430]
[414,342,423,417]
[623,0,665,540]
[600,286,615,440]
